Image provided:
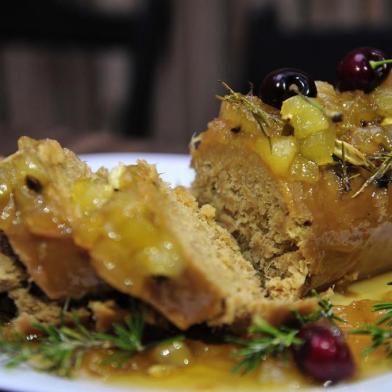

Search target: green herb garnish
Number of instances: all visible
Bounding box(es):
[0,314,144,377]
[217,82,276,142]
[352,152,392,198]
[350,301,392,356]
[294,290,346,325]
[351,324,392,357]
[332,139,392,197]
[227,318,302,374]
[229,291,343,374]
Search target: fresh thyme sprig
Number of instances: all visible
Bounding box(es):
[0,314,145,377]
[350,301,392,357]
[228,291,343,374]
[217,82,276,141]
[227,318,302,374]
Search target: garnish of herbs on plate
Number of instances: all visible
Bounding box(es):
[1,46,392,391]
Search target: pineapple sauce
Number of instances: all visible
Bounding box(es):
[0,149,105,299]
[80,272,392,391]
[212,77,392,184]
[0,150,186,301]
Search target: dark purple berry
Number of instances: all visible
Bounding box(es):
[336,47,390,93]
[292,321,355,383]
[259,68,317,109]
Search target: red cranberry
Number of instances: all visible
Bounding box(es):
[336,47,390,93]
[259,68,317,109]
[292,321,355,383]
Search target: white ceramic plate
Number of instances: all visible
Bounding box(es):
[0,153,390,392]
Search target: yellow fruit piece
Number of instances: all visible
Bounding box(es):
[299,127,336,165]
[135,242,183,277]
[372,85,392,117]
[220,101,258,135]
[72,179,113,219]
[289,155,320,183]
[350,125,386,154]
[281,95,330,139]
[254,136,298,176]
[73,168,186,293]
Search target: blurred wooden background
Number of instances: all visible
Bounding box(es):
[0,0,391,155]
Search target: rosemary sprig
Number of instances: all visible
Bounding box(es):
[351,325,392,357]
[352,152,392,198]
[350,301,392,357]
[217,82,274,141]
[229,291,343,374]
[374,303,392,326]
[228,318,302,374]
[332,139,392,197]
[0,314,144,377]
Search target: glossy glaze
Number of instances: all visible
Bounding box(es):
[79,272,392,391]
[193,120,392,291]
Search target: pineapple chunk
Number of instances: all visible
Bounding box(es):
[299,127,336,165]
[372,85,392,117]
[220,101,258,135]
[219,96,282,137]
[73,168,186,293]
[289,155,320,183]
[72,179,113,219]
[254,136,298,176]
[281,95,330,139]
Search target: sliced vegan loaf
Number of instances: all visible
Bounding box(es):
[0,137,314,331]
[191,79,392,299]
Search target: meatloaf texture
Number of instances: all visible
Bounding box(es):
[0,137,315,332]
[191,79,392,298]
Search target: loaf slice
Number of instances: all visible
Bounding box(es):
[0,232,98,333]
[0,137,315,331]
[0,137,106,300]
[0,232,162,335]
[191,79,392,300]
[71,160,315,329]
